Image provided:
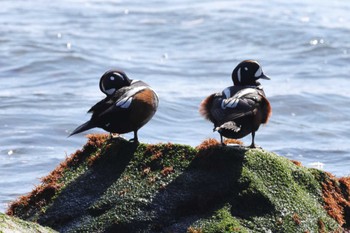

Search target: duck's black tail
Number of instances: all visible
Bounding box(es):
[69,121,95,137]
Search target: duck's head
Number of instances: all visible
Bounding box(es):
[99,70,132,96]
[231,60,270,86]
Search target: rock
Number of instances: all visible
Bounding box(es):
[0,212,56,233]
[6,134,350,232]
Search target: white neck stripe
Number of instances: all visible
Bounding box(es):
[237,67,242,83]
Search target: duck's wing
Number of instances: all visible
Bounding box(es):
[212,88,265,123]
[87,97,110,113]
[96,85,155,118]
[70,86,143,137]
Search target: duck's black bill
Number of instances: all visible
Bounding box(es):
[259,73,270,80]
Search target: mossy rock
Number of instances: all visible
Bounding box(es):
[0,212,56,233]
[7,135,349,232]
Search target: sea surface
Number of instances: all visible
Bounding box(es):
[1,0,350,212]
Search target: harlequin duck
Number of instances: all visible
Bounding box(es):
[69,70,159,143]
[199,60,272,148]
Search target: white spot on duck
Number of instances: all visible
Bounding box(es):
[223,87,231,98]
[255,66,262,78]
[105,88,116,95]
[221,98,239,109]
[116,97,133,108]
[115,86,149,109]
[131,80,141,85]
[221,88,258,109]
[237,67,242,83]
[113,72,125,80]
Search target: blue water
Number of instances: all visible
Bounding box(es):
[1,0,350,212]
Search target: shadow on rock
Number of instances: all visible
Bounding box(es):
[106,145,251,233]
[38,138,138,231]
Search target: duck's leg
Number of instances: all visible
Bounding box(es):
[130,130,139,144]
[249,131,256,148]
[220,134,226,146]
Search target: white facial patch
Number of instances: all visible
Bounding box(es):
[237,67,242,83]
[105,88,116,95]
[254,66,262,78]
[102,77,114,94]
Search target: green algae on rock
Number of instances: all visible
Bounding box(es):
[7,135,349,232]
[0,212,57,233]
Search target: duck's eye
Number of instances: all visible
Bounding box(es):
[244,67,248,71]
[110,76,115,81]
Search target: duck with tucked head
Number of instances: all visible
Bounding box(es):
[199,60,272,148]
[70,70,159,143]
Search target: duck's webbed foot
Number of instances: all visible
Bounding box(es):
[249,143,256,148]
[248,131,261,149]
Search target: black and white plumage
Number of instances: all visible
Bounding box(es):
[70,70,159,143]
[199,60,272,147]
